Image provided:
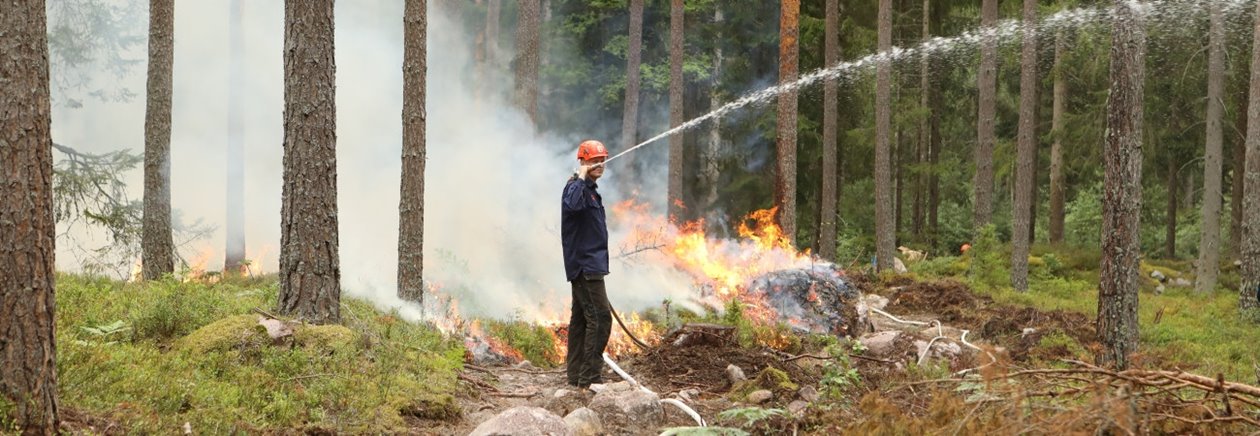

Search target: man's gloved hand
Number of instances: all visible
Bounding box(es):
[576,164,592,180]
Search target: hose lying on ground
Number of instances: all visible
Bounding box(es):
[602,352,706,427]
[610,305,651,350]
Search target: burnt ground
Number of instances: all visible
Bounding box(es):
[428,277,1114,435]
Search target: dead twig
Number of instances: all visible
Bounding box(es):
[490,391,539,398]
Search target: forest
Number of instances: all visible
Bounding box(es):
[2,0,1260,434]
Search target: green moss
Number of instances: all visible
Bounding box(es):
[175,315,270,354]
[731,367,799,401]
[294,324,357,351]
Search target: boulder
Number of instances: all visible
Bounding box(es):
[797,386,819,403]
[563,408,603,436]
[726,364,747,385]
[469,406,571,436]
[588,388,663,431]
[1172,278,1192,287]
[859,330,903,356]
[1150,270,1166,282]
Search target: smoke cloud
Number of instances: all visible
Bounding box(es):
[51,0,700,322]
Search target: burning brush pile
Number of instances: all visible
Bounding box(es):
[428,203,865,366]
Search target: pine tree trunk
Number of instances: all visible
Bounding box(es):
[0,0,60,430]
[143,0,175,280]
[1196,3,1226,294]
[819,0,840,261]
[225,0,247,275]
[1049,29,1067,245]
[1240,0,1260,315]
[1233,74,1248,259]
[913,0,929,241]
[1098,0,1145,369]
[973,0,998,232]
[620,0,644,177]
[398,0,426,304]
[667,0,685,221]
[278,0,341,325]
[775,0,800,242]
[701,6,723,215]
[513,0,540,125]
[1166,156,1178,259]
[1011,0,1037,292]
[875,0,894,271]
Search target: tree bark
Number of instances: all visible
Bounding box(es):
[1166,156,1178,259]
[142,0,175,280]
[701,6,723,215]
[0,0,60,431]
[225,0,247,275]
[973,0,998,232]
[398,0,426,304]
[1240,0,1260,315]
[775,0,800,242]
[928,3,942,249]
[620,0,644,177]
[913,0,930,241]
[1097,0,1145,369]
[513,0,540,125]
[1011,0,1037,292]
[1049,29,1067,245]
[667,0,685,221]
[1196,3,1226,294]
[1233,67,1248,260]
[875,0,894,271]
[819,0,840,261]
[278,0,341,324]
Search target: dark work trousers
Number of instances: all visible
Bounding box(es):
[566,275,612,386]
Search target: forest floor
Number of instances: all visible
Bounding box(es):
[20,243,1260,434]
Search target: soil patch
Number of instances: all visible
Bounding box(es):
[886,280,984,323]
[622,330,818,394]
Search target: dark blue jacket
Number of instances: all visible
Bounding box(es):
[561,176,609,282]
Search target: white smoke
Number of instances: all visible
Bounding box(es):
[51,0,699,322]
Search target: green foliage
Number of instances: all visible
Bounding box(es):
[54,274,464,433]
[483,318,564,367]
[716,407,787,428]
[819,343,862,401]
[659,426,750,436]
[967,225,1009,291]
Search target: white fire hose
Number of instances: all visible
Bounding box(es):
[868,307,997,375]
[602,352,707,427]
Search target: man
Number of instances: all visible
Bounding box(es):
[561,139,611,389]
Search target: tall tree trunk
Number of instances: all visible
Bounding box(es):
[620,0,644,178]
[278,0,341,324]
[1011,0,1037,292]
[928,3,943,249]
[225,0,246,275]
[667,0,685,221]
[895,130,904,235]
[513,0,540,125]
[398,0,426,304]
[913,0,929,241]
[819,0,840,261]
[1166,156,1178,259]
[973,0,998,232]
[0,0,60,431]
[1240,0,1260,315]
[1049,29,1067,245]
[1196,3,1226,293]
[875,0,894,271]
[1098,0,1145,369]
[775,0,800,242]
[701,6,723,215]
[1233,70,1248,259]
[486,0,501,66]
[142,0,175,280]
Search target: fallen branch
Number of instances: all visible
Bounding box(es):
[490,391,539,398]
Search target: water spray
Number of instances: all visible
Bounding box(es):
[593,0,1214,168]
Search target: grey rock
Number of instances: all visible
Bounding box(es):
[469,406,572,436]
[787,400,810,415]
[1150,270,1166,282]
[588,388,663,430]
[797,386,819,403]
[1155,284,1165,295]
[678,388,700,402]
[859,330,903,355]
[1173,278,1192,287]
[563,407,603,436]
[726,364,747,385]
[747,390,773,404]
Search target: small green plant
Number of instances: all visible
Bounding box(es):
[819,343,862,400]
[76,319,130,345]
[717,406,787,428]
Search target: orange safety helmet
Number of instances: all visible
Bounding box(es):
[576,140,609,161]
